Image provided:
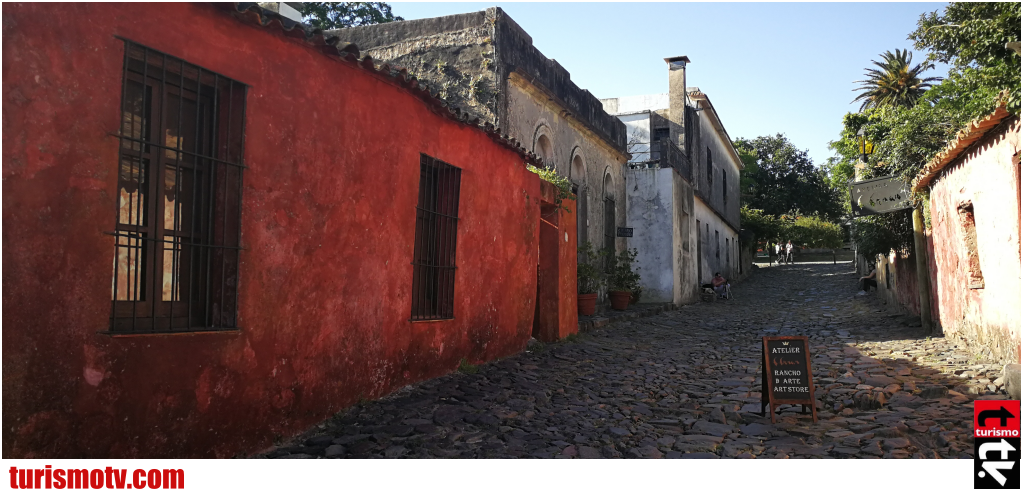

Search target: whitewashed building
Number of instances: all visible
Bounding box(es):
[600,57,743,305]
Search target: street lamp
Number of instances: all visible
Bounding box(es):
[857,127,875,163]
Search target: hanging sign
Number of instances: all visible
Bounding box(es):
[849,176,913,217]
[617,227,634,237]
[760,336,818,423]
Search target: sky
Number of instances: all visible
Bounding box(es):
[389,1,950,166]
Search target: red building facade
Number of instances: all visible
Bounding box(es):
[3,2,577,458]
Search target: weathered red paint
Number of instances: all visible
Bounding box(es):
[925,117,1020,364]
[532,183,579,342]
[3,2,576,458]
[875,116,1020,365]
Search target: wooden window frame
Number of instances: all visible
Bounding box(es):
[109,39,247,334]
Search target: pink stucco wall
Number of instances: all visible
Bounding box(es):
[926,117,1021,364]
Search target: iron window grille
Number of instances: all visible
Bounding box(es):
[411,154,462,320]
[109,39,247,333]
[706,147,713,188]
[722,172,727,210]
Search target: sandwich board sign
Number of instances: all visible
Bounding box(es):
[760,336,818,423]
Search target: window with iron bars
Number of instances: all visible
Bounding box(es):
[706,147,713,189]
[411,154,462,320]
[109,40,246,333]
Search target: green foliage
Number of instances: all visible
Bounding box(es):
[740,205,784,242]
[300,2,402,30]
[789,214,844,249]
[606,248,641,293]
[527,164,576,211]
[860,74,1000,182]
[852,212,914,258]
[733,134,844,221]
[736,147,761,206]
[576,242,605,294]
[457,358,479,374]
[910,1,1021,116]
[852,49,942,111]
[742,207,843,250]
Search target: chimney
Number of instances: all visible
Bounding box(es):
[664,56,690,151]
[258,2,303,23]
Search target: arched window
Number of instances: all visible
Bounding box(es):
[570,152,585,183]
[602,172,615,269]
[535,135,554,168]
[571,153,587,246]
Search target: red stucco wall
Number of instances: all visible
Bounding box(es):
[3,2,558,458]
[559,198,578,338]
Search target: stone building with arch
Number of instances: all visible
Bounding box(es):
[333,8,630,260]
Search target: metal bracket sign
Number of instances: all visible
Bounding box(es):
[850,175,913,217]
[617,227,633,238]
[760,336,818,423]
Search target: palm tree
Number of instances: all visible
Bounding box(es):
[852,49,942,111]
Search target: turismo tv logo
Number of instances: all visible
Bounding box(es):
[974,400,1021,489]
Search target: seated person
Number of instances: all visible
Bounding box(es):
[711,272,729,298]
[858,267,877,293]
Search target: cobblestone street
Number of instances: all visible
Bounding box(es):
[264,263,1008,459]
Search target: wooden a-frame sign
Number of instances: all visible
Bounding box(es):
[760,336,818,423]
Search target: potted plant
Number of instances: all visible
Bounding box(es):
[576,242,604,316]
[607,248,641,310]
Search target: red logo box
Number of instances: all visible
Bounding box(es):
[975,400,1022,438]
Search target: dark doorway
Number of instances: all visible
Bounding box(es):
[533,202,560,341]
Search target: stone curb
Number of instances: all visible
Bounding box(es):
[577,303,679,333]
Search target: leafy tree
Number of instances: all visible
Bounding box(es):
[300,2,403,30]
[735,147,761,206]
[740,206,784,243]
[733,134,843,221]
[788,214,844,250]
[852,49,942,111]
[827,2,1020,260]
[852,212,914,258]
[910,1,1021,116]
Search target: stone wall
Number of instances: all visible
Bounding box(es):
[506,76,628,256]
[334,7,629,265]
[332,10,500,124]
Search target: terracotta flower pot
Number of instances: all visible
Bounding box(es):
[608,290,632,311]
[578,293,598,316]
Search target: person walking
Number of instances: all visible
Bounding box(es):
[785,240,794,264]
[775,242,783,265]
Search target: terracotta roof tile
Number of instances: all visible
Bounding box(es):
[911,106,1012,192]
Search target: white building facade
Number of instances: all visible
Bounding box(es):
[601,57,742,305]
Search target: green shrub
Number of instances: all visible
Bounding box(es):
[607,248,641,293]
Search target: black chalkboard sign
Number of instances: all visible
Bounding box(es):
[760,336,817,423]
[617,227,633,237]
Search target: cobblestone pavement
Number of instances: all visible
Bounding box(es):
[263,263,1009,459]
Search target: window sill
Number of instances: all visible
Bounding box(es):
[409,318,454,323]
[98,329,242,338]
